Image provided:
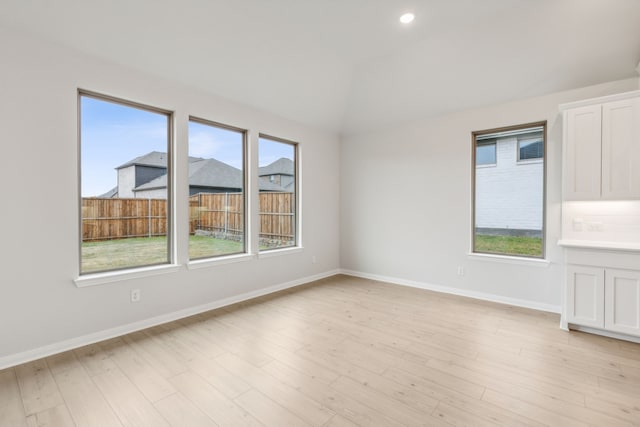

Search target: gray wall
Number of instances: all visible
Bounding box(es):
[136,165,167,188]
[340,77,639,311]
[0,26,340,366]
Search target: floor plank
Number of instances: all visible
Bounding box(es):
[14,359,65,416]
[0,368,29,427]
[2,275,640,427]
[153,393,217,427]
[50,354,123,427]
[234,389,310,427]
[167,371,263,427]
[25,404,76,427]
[92,367,170,427]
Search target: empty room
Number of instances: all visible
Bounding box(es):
[2,1,640,426]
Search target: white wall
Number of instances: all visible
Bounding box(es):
[340,77,640,310]
[476,137,544,231]
[0,26,340,364]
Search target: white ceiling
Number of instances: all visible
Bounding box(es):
[1,0,639,134]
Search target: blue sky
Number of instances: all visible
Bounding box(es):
[81,96,294,196]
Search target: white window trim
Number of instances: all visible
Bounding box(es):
[467,252,550,267]
[79,90,174,277]
[188,253,256,269]
[74,264,182,287]
[517,138,544,163]
[258,133,302,252]
[187,117,249,263]
[517,158,543,165]
[471,122,547,260]
[258,246,304,258]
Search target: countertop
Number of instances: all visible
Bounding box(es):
[558,239,640,252]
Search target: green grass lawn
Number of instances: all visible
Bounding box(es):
[474,234,542,257]
[81,236,243,273]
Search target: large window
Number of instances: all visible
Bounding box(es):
[188,118,246,259]
[79,92,172,274]
[472,122,546,258]
[258,135,297,250]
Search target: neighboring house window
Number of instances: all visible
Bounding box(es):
[476,140,496,166]
[79,92,172,274]
[472,122,546,258]
[518,133,544,161]
[258,135,298,250]
[188,118,246,259]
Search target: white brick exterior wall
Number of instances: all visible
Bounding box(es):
[117,166,136,198]
[475,137,543,231]
[134,188,168,199]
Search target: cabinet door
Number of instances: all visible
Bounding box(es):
[602,98,640,199]
[605,269,640,336]
[566,265,604,328]
[564,105,602,200]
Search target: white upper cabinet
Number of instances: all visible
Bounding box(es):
[564,105,602,200]
[562,91,640,201]
[601,98,640,199]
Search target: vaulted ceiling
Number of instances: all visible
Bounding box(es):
[1,0,639,134]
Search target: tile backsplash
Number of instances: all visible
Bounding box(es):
[562,200,640,243]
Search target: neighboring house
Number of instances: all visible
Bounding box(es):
[100,151,286,199]
[475,130,544,236]
[258,157,295,190]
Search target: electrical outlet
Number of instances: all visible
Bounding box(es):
[131,289,141,303]
[572,218,584,232]
[312,256,317,264]
[457,267,465,276]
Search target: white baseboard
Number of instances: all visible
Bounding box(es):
[0,269,340,370]
[568,324,640,344]
[340,269,561,314]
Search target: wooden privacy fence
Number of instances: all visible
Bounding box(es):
[82,198,167,241]
[257,192,294,241]
[82,192,294,242]
[189,193,243,238]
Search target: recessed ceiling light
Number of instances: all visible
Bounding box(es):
[399,12,415,24]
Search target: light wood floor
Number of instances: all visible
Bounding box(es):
[2,275,640,427]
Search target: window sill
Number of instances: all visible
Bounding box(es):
[74,264,182,288]
[188,253,256,270]
[517,159,543,165]
[467,252,550,267]
[258,246,304,258]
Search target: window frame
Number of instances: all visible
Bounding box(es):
[258,133,300,252]
[475,139,497,167]
[517,135,544,163]
[77,89,174,276]
[471,121,547,260]
[187,116,248,260]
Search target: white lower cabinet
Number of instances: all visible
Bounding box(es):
[604,269,640,335]
[566,265,640,338]
[566,266,604,328]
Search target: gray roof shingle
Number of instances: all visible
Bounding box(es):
[116,151,203,169]
[134,157,286,192]
[258,157,294,177]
